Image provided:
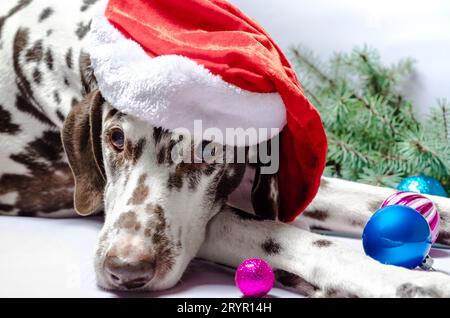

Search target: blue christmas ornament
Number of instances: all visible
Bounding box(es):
[397,175,448,197]
[363,205,432,269]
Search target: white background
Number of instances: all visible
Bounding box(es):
[230,0,450,116]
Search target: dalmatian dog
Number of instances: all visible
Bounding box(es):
[2,0,450,297]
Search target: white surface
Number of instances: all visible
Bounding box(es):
[230,0,450,116]
[0,216,299,298]
[1,216,450,298]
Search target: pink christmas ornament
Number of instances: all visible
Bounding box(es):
[381,191,440,243]
[235,259,274,297]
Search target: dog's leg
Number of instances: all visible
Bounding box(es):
[295,177,450,246]
[198,206,450,297]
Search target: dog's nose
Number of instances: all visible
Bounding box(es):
[105,255,155,289]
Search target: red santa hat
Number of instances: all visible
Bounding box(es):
[86,0,328,222]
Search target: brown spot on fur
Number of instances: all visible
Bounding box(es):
[0,105,21,135]
[204,165,217,176]
[396,283,442,298]
[437,210,449,223]
[350,218,366,228]
[107,151,125,179]
[156,137,177,165]
[313,239,332,248]
[176,227,183,249]
[261,238,282,255]
[325,288,359,298]
[53,91,61,105]
[79,51,97,94]
[38,7,53,22]
[13,28,54,126]
[168,172,183,190]
[81,0,99,12]
[170,162,204,191]
[303,209,329,221]
[368,200,383,215]
[45,49,53,70]
[0,0,32,40]
[56,110,65,122]
[115,211,140,231]
[15,94,54,126]
[157,147,167,165]
[32,68,41,84]
[153,127,170,145]
[188,171,201,190]
[145,204,166,238]
[12,130,64,167]
[128,174,149,205]
[274,269,319,296]
[252,170,279,220]
[65,48,73,69]
[1,130,74,214]
[75,21,91,40]
[105,109,118,122]
[144,227,153,238]
[153,232,164,245]
[13,28,30,69]
[210,164,245,205]
[167,161,215,192]
[25,40,43,63]
[122,166,131,188]
[436,231,450,246]
[152,205,165,231]
[145,204,176,276]
[128,138,146,164]
[161,136,244,204]
[71,98,79,107]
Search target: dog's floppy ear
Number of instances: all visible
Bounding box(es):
[62,90,106,216]
[250,140,280,220]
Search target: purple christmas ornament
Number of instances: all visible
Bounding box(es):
[381,191,440,243]
[235,259,274,297]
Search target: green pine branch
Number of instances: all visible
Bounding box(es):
[289,45,450,194]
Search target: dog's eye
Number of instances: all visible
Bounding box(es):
[109,128,125,151]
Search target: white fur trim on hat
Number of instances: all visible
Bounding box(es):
[86,10,287,146]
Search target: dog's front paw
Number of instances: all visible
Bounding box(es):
[395,282,443,298]
[432,196,450,246]
[393,271,450,298]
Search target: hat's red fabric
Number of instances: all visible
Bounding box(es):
[105,0,328,222]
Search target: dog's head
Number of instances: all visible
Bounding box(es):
[62,90,279,291]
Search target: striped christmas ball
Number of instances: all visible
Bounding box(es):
[380,192,440,243]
